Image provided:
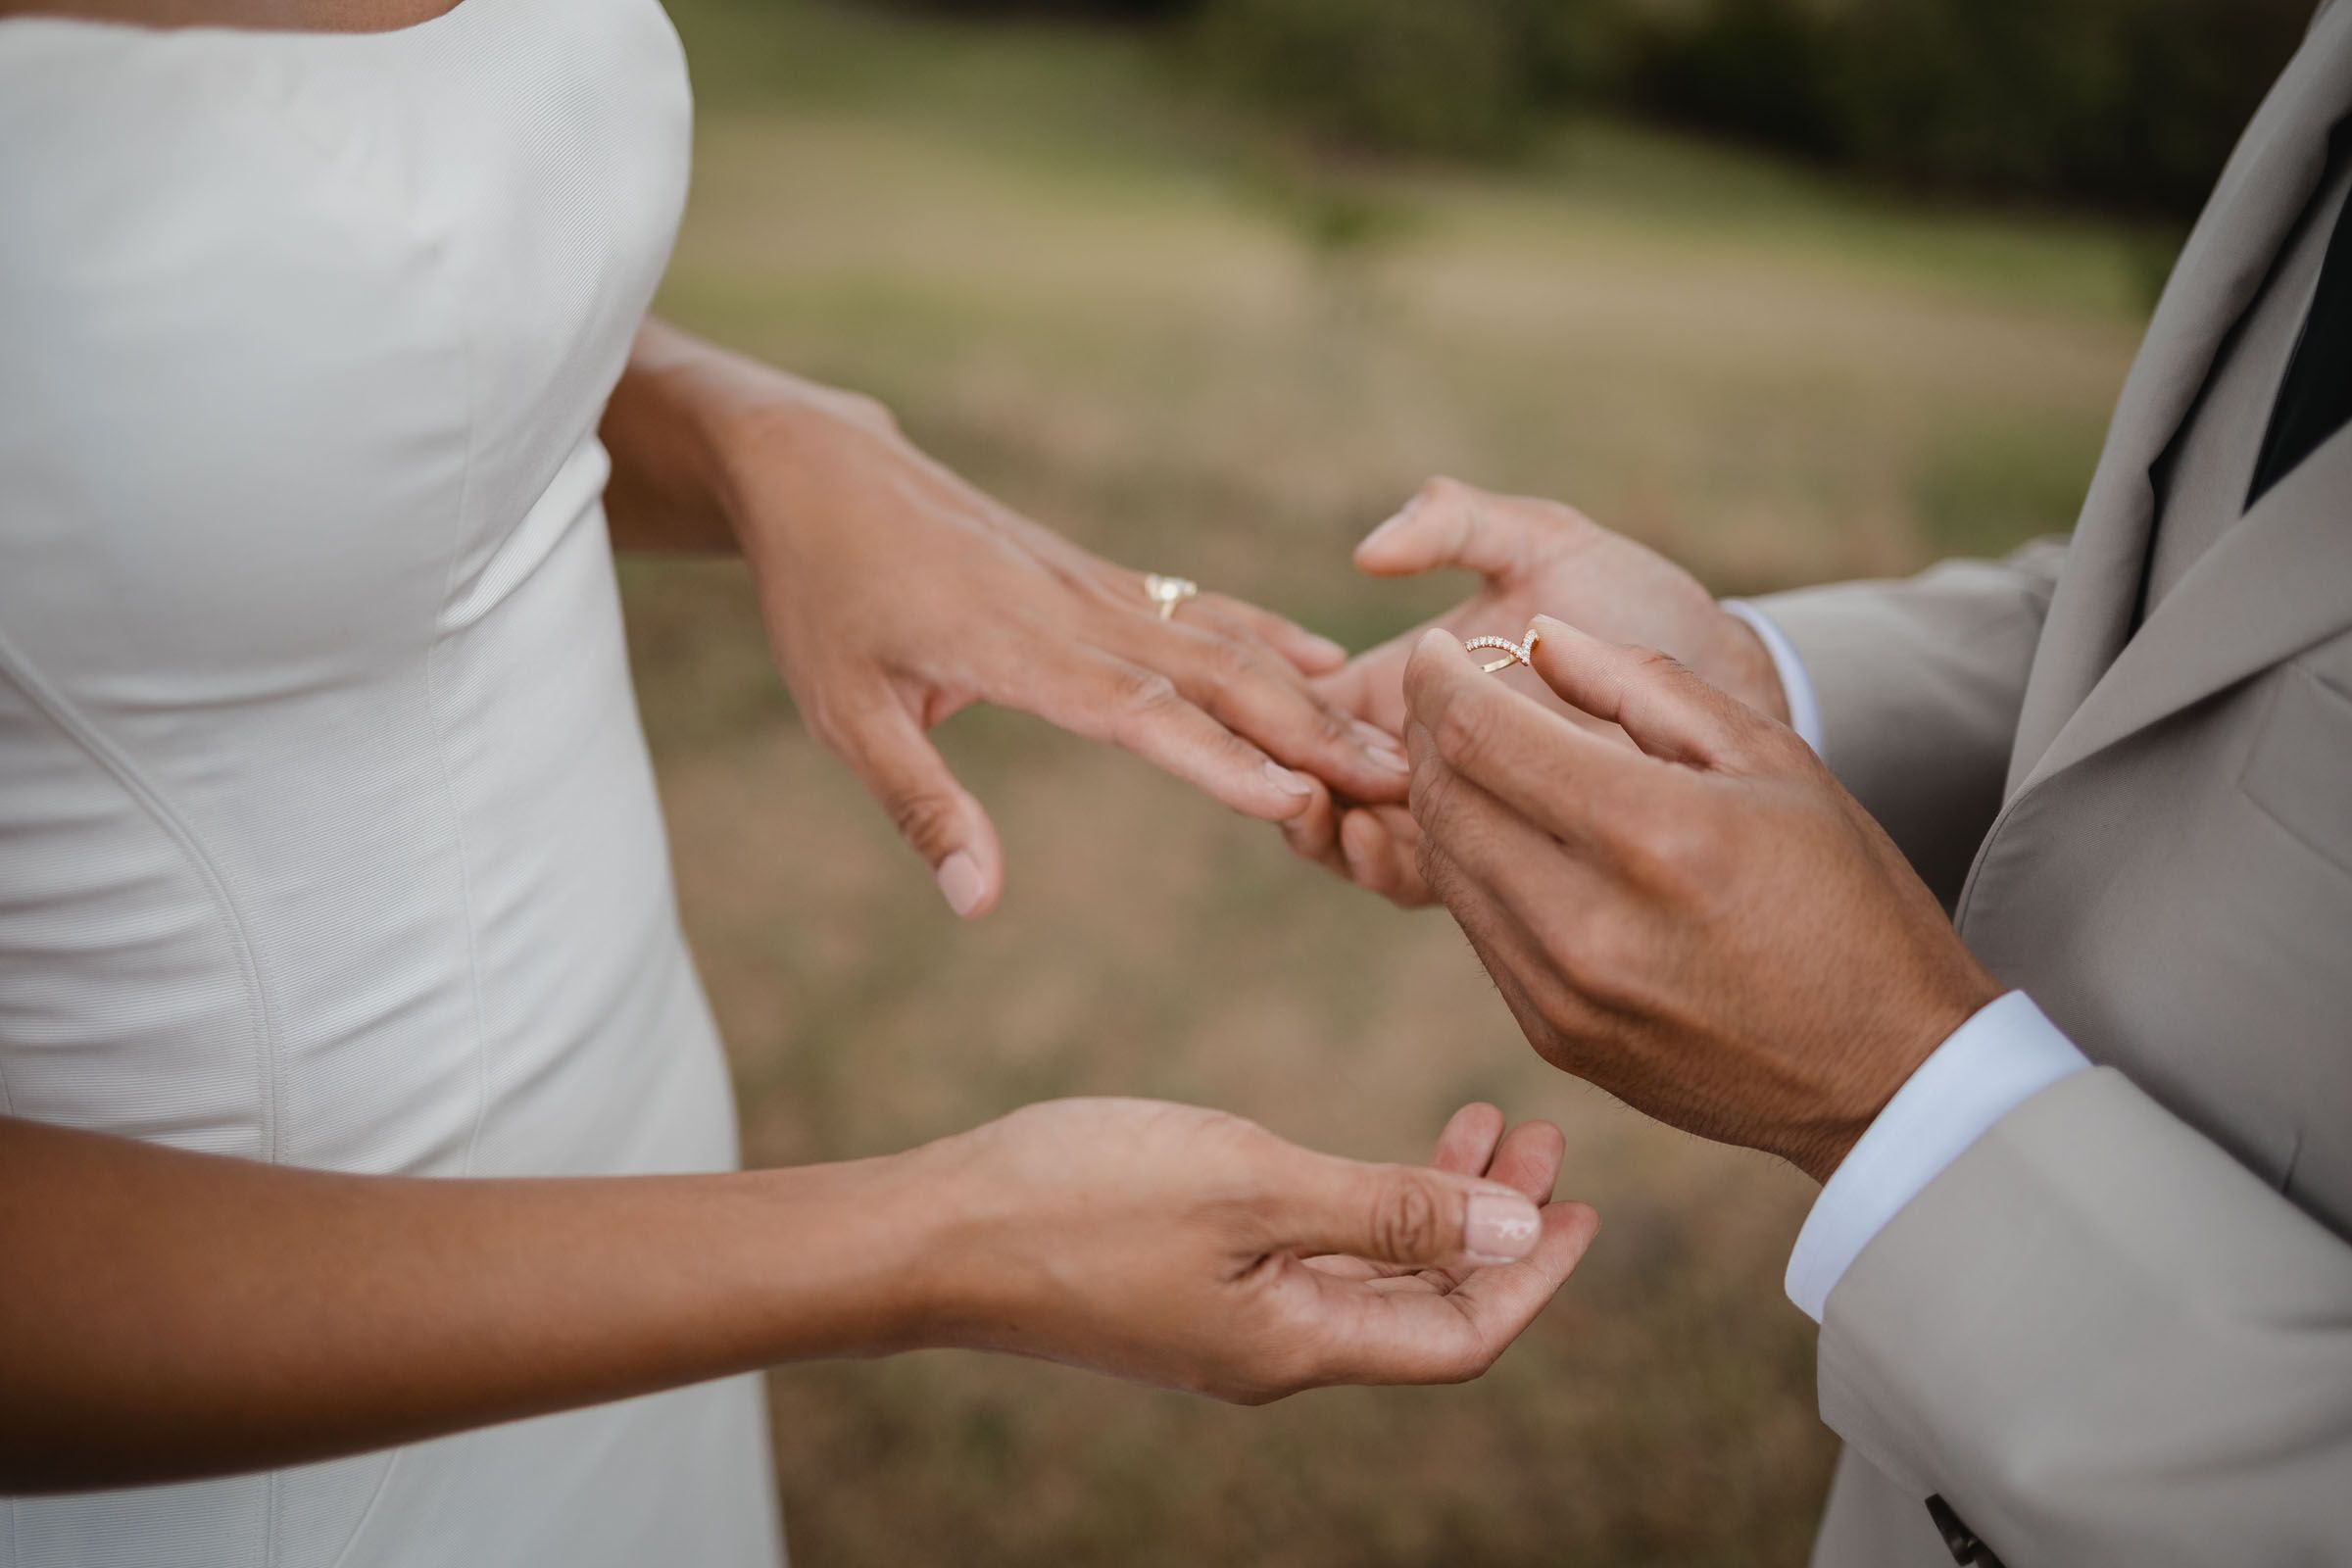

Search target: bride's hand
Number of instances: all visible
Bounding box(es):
[1285,476,1789,906]
[905,1099,1598,1401]
[703,386,1411,918]
[0,1100,1589,1486]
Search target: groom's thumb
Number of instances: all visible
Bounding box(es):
[1278,1154,1543,1267]
[1353,477,1531,582]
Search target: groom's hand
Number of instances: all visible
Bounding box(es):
[1399,617,2003,1183]
[1288,477,1788,906]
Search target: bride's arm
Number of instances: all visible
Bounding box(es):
[0,1113,927,1492]
[596,318,1411,919]
[600,318,886,555]
[0,1101,1594,1494]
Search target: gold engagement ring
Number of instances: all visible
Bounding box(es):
[1144,573,1200,621]
[1464,627,1543,674]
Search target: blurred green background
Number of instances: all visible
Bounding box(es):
[623,1,2298,1561]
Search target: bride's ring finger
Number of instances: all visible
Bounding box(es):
[1145,619,1411,800]
[1184,591,1348,676]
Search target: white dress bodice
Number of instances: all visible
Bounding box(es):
[0,2,782,1561]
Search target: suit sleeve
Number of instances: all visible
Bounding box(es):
[1815,1067,2352,1568]
[1753,539,2066,905]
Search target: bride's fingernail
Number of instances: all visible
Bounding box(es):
[1301,632,1348,664]
[1262,760,1314,798]
[1466,1192,1543,1262]
[936,852,987,917]
[1353,721,1410,771]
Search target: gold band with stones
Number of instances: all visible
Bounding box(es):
[1144,573,1200,621]
[1464,628,1543,674]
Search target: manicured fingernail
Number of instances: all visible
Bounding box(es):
[1301,632,1348,664]
[1354,721,1410,772]
[1262,760,1314,798]
[936,852,987,917]
[1466,1192,1543,1261]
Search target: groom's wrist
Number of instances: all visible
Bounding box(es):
[1785,957,2006,1185]
[1705,605,1793,726]
[1784,992,2090,1319]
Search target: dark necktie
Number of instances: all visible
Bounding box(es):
[2249,122,2352,508]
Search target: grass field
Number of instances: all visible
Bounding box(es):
[622,3,2152,1561]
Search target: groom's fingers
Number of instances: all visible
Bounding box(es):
[1353,476,1554,582]
[1403,696,1601,933]
[1407,750,1574,905]
[1523,614,1764,770]
[1404,629,1680,851]
[1401,760,1609,1063]
[1409,764,1612,1014]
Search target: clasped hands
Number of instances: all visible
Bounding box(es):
[731,419,2007,1186]
[637,327,2001,1400]
[1300,477,2002,1182]
[719,386,1998,1186]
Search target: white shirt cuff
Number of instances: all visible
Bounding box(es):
[1785,991,2090,1321]
[1722,599,1825,756]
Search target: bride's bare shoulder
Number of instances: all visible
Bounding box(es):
[0,0,462,32]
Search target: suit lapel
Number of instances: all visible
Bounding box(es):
[2013,424,2352,793]
[2004,2,2352,795]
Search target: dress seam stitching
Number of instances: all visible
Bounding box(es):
[0,633,281,1155]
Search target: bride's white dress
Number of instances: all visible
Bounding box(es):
[0,1,784,1562]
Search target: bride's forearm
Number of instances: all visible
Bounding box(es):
[599,317,897,553]
[1,1101,1592,1494]
[0,1115,941,1494]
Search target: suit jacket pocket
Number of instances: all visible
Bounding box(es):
[2240,662,2352,872]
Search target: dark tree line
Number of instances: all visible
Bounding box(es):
[869,0,2317,221]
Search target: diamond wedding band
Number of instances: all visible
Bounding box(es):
[1464,628,1543,674]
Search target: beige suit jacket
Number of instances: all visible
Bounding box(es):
[1755,6,2352,1564]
